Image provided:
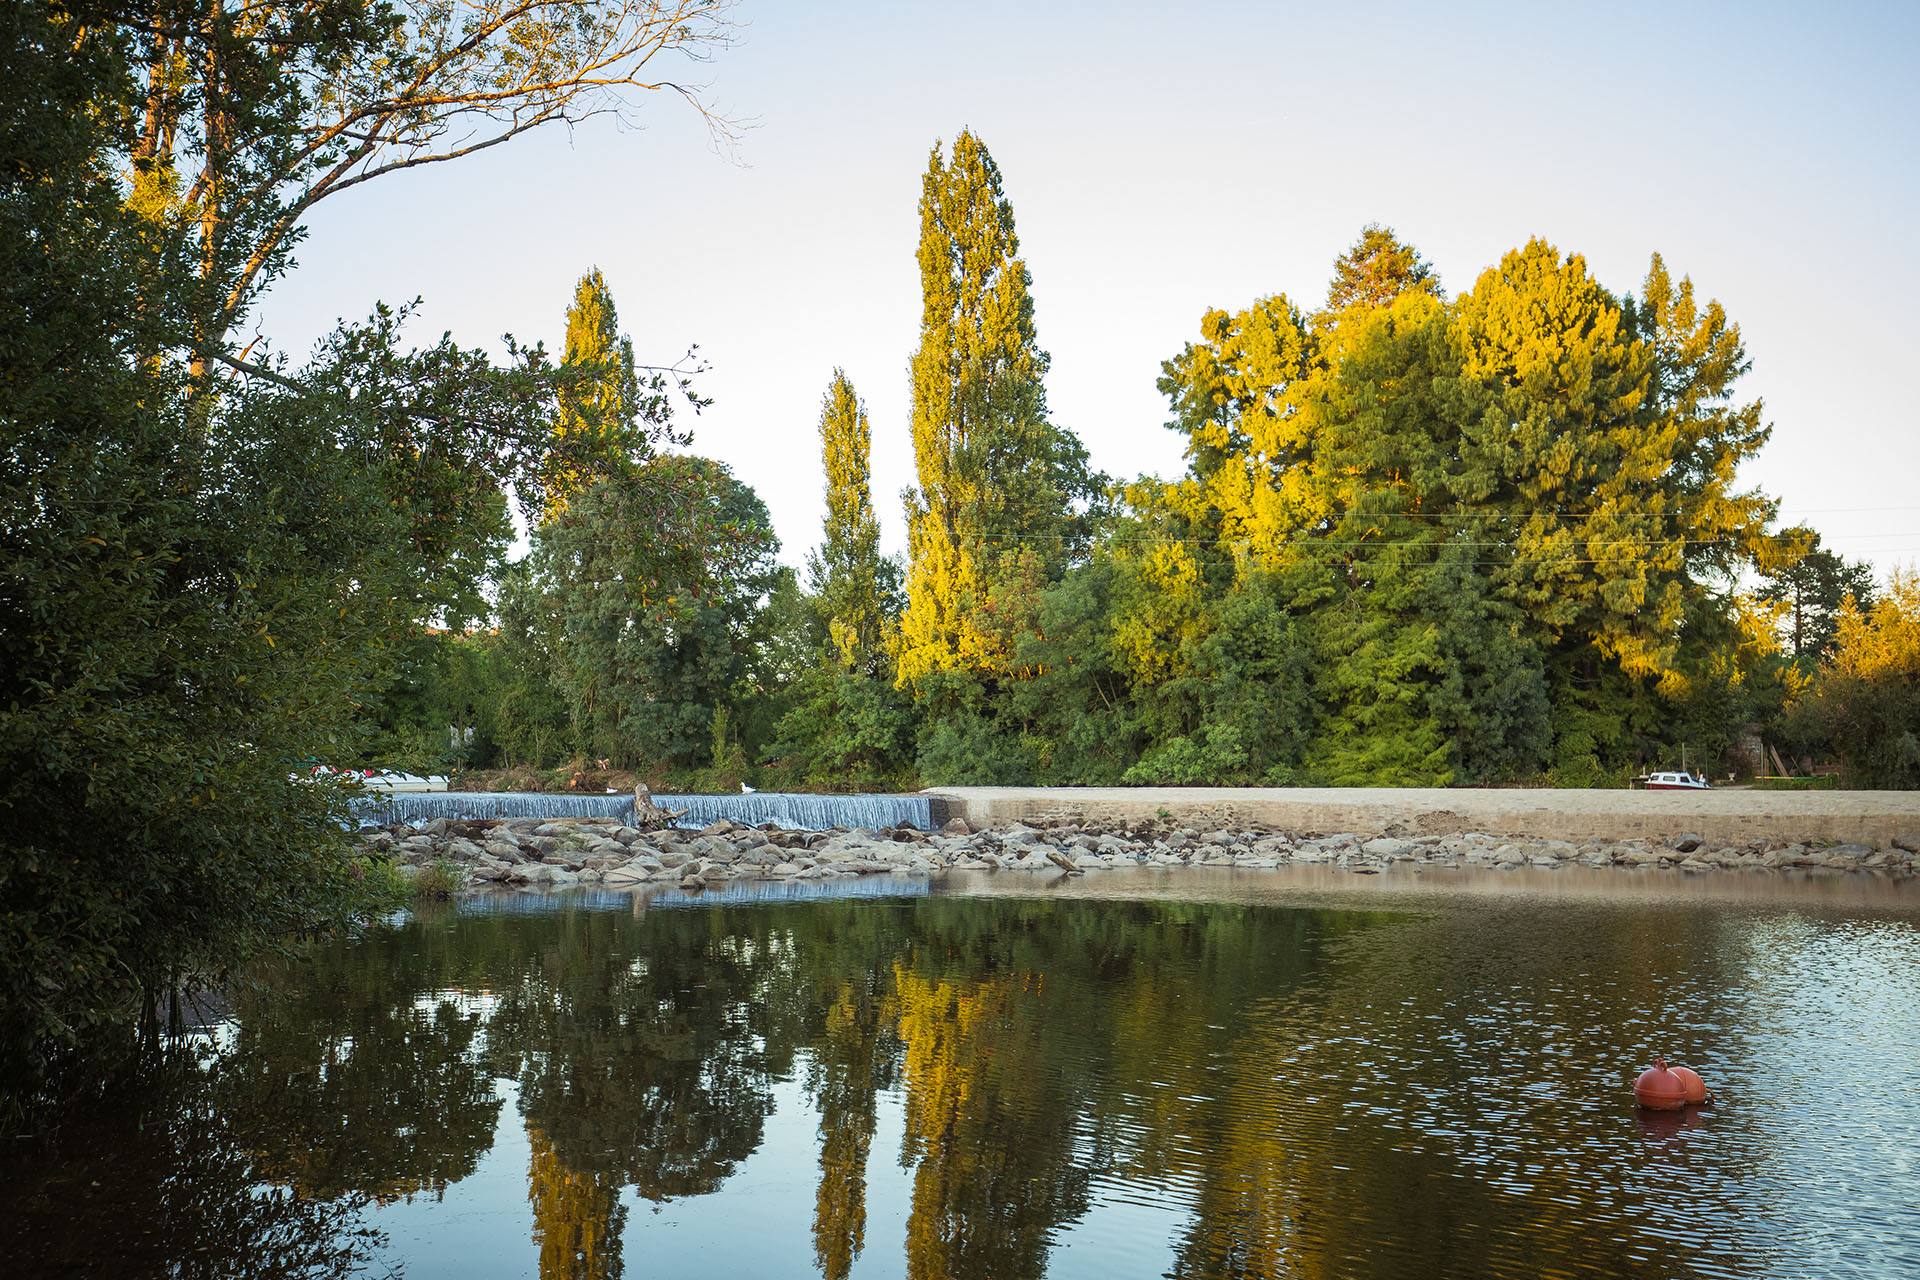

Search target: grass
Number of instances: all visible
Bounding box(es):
[411,856,468,900]
[1749,775,1840,791]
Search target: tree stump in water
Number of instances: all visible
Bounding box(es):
[633,783,686,832]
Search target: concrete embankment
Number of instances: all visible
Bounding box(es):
[923,786,1920,850]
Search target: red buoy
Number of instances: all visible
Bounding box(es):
[1668,1064,1711,1105]
[1634,1058,1687,1110]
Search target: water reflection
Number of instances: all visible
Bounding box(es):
[3,887,1917,1280]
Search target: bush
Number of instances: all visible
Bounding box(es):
[411,858,467,901]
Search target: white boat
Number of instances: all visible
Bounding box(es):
[1640,770,1711,791]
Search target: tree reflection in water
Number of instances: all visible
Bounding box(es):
[1,890,1796,1280]
[0,1056,385,1279]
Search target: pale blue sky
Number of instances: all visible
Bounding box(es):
[258,0,1920,575]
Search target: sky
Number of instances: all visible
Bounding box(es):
[255,0,1920,577]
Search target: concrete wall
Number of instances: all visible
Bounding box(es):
[922,786,1920,848]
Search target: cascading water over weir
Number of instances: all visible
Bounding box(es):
[368,791,935,832]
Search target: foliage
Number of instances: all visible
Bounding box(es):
[1323,223,1443,314]
[1757,530,1877,662]
[811,370,889,672]
[896,130,1103,688]
[0,4,421,1122]
[1789,570,1920,788]
[114,0,741,355]
[411,858,467,901]
[528,457,782,765]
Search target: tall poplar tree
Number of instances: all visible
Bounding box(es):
[811,371,886,671]
[546,268,640,514]
[897,131,1096,688]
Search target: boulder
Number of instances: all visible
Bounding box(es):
[1672,833,1704,853]
[482,839,526,864]
[941,817,974,836]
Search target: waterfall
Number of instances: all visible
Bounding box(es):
[654,792,933,832]
[374,790,933,831]
[372,792,637,826]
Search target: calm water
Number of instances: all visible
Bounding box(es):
[5,870,1918,1279]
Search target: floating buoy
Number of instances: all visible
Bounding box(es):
[1668,1064,1712,1105]
[1633,1058,1688,1110]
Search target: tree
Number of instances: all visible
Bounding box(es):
[112,0,741,365]
[1324,223,1442,315]
[0,3,414,1121]
[1758,531,1877,662]
[547,269,641,514]
[1791,570,1920,788]
[811,371,888,672]
[530,457,781,765]
[896,130,1099,688]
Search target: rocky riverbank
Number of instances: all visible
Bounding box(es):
[365,813,1920,891]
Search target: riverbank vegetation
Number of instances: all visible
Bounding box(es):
[3,0,1912,1124]
[398,144,1908,797]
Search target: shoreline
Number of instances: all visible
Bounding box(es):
[922,786,1920,849]
[369,807,1920,902]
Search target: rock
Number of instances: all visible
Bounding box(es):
[601,865,649,885]
[1045,848,1082,874]
[941,817,974,836]
[1894,834,1920,854]
[1672,833,1704,853]
[1361,837,1414,860]
[482,839,526,864]
[424,818,449,837]
[362,831,394,852]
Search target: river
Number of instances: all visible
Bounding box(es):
[5,867,1916,1279]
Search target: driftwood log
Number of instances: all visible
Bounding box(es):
[633,783,687,832]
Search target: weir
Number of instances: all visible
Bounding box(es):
[657,792,933,832]
[373,790,934,832]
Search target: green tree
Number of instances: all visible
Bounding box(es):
[530,458,781,765]
[1757,531,1876,662]
[547,268,641,514]
[811,370,888,671]
[896,130,1099,688]
[115,0,741,363]
[1789,570,1920,788]
[0,4,408,1122]
[1324,223,1442,314]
